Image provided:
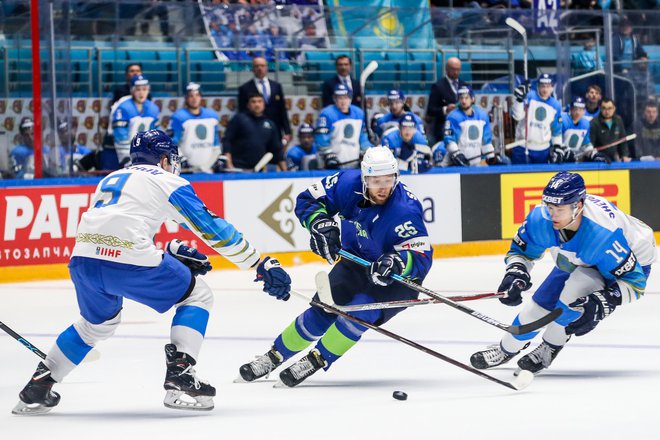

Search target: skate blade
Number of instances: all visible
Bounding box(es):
[511,370,534,390]
[163,390,214,411]
[273,380,290,389]
[11,401,54,416]
[233,375,249,384]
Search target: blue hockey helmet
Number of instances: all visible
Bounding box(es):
[399,112,417,128]
[333,83,352,97]
[298,123,314,136]
[130,129,181,174]
[537,73,554,86]
[571,97,586,109]
[542,172,586,205]
[130,74,150,89]
[456,85,474,97]
[387,89,405,102]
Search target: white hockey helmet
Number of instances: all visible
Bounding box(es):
[361,146,399,200]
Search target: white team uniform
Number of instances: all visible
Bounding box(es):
[170,108,221,173]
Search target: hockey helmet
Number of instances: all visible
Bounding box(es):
[130,74,150,89]
[537,73,554,86]
[542,172,586,206]
[399,113,417,128]
[130,129,181,174]
[456,85,474,97]
[361,146,399,201]
[387,89,405,102]
[185,82,202,96]
[298,123,314,136]
[571,97,586,109]
[333,83,352,97]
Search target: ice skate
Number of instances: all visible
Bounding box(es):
[12,362,60,416]
[163,344,215,411]
[236,346,284,383]
[470,343,529,370]
[276,349,327,388]
[515,341,563,375]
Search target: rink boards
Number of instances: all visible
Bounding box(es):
[1,163,659,282]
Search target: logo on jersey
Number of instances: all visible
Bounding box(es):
[195,124,208,140]
[568,134,580,149]
[611,251,637,277]
[343,124,355,138]
[534,107,547,121]
[512,233,527,251]
[394,236,431,253]
[468,125,480,140]
[258,184,296,246]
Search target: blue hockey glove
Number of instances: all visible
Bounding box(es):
[565,286,620,336]
[498,263,531,306]
[309,216,341,264]
[449,151,469,167]
[166,239,212,276]
[432,142,447,166]
[255,257,291,301]
[591,151,611,164]
[416,151,433,173]
[514,82,528,103]
[369,252,406,286]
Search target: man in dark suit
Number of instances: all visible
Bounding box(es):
[321,55,363,108]
[426,57,468,144]
[238,56,292,148]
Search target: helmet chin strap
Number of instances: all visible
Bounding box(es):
[562,200,584,230]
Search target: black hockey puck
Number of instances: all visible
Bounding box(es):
[392,391,408,401]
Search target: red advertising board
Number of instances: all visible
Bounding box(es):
[0,181,223,267]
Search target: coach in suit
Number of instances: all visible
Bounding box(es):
[321,55,363,108]
[238,56,292,146]
[426,57,468,144]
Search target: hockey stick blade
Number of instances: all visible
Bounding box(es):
[338,250,562,335]
[359,61,379,90]
[315,271,334,305]
[254,152,274,172]
[505,17,526,37]
[292,288,530,391]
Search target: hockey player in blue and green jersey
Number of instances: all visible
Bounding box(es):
[238,146,433,387]
[471,172,656,374]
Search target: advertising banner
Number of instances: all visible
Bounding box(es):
[500,170,630,239]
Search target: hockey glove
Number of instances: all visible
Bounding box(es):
[416,151,433,173]
[255,256,291,301]
[514,82,529,103]
[449,151,469,167]
[497,263,532,306]
[309,216,341,264]
[323,152,340,170]
[550,145,566,164]
[432,144,446,166]
[591,151,611,164]
[565,286,620,336]
[166,239,212,276]
[369,252,406,286]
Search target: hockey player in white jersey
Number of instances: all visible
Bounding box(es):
[470,172,655,375]
[12,130,292,415]
[315,83,371,169]
[109,75,160,167]
[170,82,221,173]
[440,85,495,167]
[510,73,564,164]
[561,97,610,163]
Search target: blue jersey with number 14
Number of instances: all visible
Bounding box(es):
[295,169,433,282]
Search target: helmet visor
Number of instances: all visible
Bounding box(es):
[169,153,181,176]
[365,174,397,189]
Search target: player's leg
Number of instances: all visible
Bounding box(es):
[528,147,551,163]
[510,146,528,164]
[13,256,123,415]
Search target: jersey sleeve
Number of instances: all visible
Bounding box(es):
[443,114,461,153]
[166,183,260,269]
[112,105,130,148]
[295,171,344,228]
[481,116,495,158]
[314,110,333,151]
[504,208,552,271]
[170,112,184,145]
[551,106,563,145]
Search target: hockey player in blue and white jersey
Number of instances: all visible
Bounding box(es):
[12,130,291,415]
[170,82,221,173]
[375,89,425,138]
[286,123,318,170]
[471,172,656,374]
[238,146,434,387]
[380,113,432,174]
[561,97,610,163]
[109,74,160,168]
[510,73,564,164]
[441,85,495,167]
[315,83,371,169]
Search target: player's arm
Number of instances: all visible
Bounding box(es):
[357,109,372,150]
[551,108,563,146]
[314,112,333,151]
[111,107,130,150]
[170,113,183,145]
[510,83,528,121]
[480,117,495,160]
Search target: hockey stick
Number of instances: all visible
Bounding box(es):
[254,152,274,172]
[360,60,379,144]
[0,320,101,363]
[293,283,533,391]
[594,134,636,152]
[506,17,529,160]
[337,250,562,335]
[325,292,504,313]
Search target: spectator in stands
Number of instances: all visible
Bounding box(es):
[224,93,287,171]
[612,17,647,75]
[111,63,144,106]
[584,84,602,121]
[590,98,630,162]
[571,38,601,75]
[55,119,91,175]
[169,82,221,173]
[633,100,660,161]
[286,123,318,171]
[426,57,468,144]
[267,23,289,61]
[10,117,47,179]
[238,56,292,151]
[321,55,363,108]
[297,20,326,51]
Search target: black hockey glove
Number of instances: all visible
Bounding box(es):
[550,145,566,164]
[450,151,469,167]
[309,216,341,264]
[369,252,406,286]
[498,263,532,306]
[254,256,291,301]
[514,82,529,103]
[565,286,621,336]
[166,239,212,276]
[591,151,611,164]
[322,152,340,170]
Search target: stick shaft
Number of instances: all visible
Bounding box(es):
[0,320,47,359]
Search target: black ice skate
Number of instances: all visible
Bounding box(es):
[516,341,564,375]
[12,362,61,416]
[276,349,327,388]
[163,344,216,411]
[236,346,284,382]
[470,342,529,370]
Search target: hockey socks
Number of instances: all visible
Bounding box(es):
[170,305,209,361]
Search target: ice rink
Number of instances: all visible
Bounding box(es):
[1,253,659,440]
